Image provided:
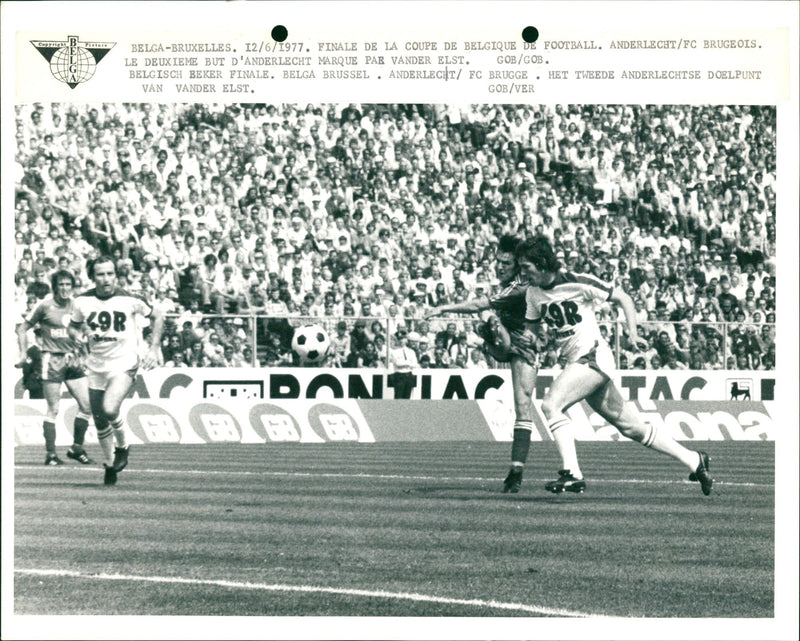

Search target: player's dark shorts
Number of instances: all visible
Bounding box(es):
[507,328,540,367]
[480,318,539,367]
[40,352,86,383]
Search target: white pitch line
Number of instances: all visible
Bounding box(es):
[15,568,600,618]
[13,465,772,487]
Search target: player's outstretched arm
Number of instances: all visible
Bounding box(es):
[16,320,33,365]
[425,297,491,319]
[610,287,647,350]
[65,319,90,367]
[142,308,166,370]
[66,320,86,346]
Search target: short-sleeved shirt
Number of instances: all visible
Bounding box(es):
[488,276,528,333]
[70,287,152,372]
[525,271,614,362]
[25,297,76,354]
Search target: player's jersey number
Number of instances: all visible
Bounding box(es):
[86,310,128,332]
[539,301,582,328]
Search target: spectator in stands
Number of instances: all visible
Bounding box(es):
[162,334,185,367]
[357,341,383,368]
[405,331,423,361]
[329,321,351,367]
[448,332,470,365]
[347,319,370,362]
[432,344,451,369]
[389,328,417,397]
[467,349,488,369]
[263,332,293,367]
[761,343,776,369]
[13,102,776,371]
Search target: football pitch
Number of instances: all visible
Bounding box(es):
[13,441,773,618]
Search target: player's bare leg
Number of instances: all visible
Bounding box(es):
[587,381,713,495]
[101,371,136,473]
[42,381,64,465]
[90,388,114,459]
[64,377,94,464]
[539,363,606,491]
[503,356,536,493]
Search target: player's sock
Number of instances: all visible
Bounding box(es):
[97,426,114,466]
[641,423,702,471]
[72,412,91,449]
[547,414,582,478]
[612,405,700,471]
[510,420,533,467]
[110,417,129,449]
[43,420,57,454]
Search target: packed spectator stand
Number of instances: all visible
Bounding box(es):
[14,102,776,372]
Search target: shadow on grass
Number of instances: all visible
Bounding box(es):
[401,485,621,503]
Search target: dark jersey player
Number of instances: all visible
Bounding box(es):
[68,256,164,485]
[427,235,538,492]
[16,270,94,466]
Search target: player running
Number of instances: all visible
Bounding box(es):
[68,256,165,485]
[427,235,538,493]
[16,269,95,466]
[515,236,713,495]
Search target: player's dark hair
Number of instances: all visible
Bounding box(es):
[497,234,521,255]
[515,236,561,273]
[50,269,76,291]
[87,255,117,279]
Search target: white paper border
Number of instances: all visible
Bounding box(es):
[2,2,797,639]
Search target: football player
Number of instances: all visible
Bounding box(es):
[515,236,713,495]
[69,256,164,485]
[427,235,538,493]
[16,269,94,466]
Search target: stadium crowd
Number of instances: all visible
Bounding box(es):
[14,102,776,372]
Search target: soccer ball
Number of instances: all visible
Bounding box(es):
[291,324,331,364]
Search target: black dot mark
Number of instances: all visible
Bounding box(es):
[522,26,539,43]
[272,25,288,42]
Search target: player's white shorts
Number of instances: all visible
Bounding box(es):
[86,357,139,391]
[569,340,616,379]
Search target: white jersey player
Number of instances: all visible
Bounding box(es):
[69,256,164,485]
[515,237,713,496]
[72,284,152,384]
[525,270,617,374]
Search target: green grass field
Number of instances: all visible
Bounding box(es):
[13,441,773,618]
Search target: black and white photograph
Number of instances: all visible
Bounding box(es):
[2,3,798,640]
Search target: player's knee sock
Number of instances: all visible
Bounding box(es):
[640,423,701,471]
[73,412,91,448]
[615,409,700,471]
[547,414,582,478]
[110,417,129,449]
[43,420,57,454]
[510,420,533,467]
[97,426,114,466]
